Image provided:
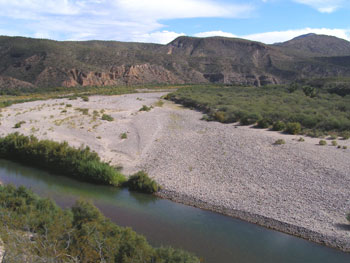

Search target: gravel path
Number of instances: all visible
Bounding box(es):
[0,92,349,252]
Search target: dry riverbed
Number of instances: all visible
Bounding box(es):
[0,92,349,252]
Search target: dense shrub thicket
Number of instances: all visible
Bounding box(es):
[0,185,199,262]
[167,85,350,136]
[126,171,160,194]
[0,133,126,186]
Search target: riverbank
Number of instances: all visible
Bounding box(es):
[0,92,349,253]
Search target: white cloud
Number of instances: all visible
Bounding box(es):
[194,31,237,38]
[293,0,345,13]
[131,31,185,44]
[193,28,350,44]
[0,0,253,43]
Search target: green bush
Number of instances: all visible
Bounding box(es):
[0,185,198,262]
[13,121,26,129]
[126,171,160,194]
[298,137,305,142]
[81,96,89,102]
[120,132,127,139]
[0,133,126,186]
[65,104,72,107]
[285,122,301,135]
[256,118,272,129]
[331,140,338,146]
[319,140,327,146]
[274,139,286,145]
[272,121,286,131]
[101,114,114,121]
[240,113,261,125]
[139,105,152,112]
[214,111,226,123]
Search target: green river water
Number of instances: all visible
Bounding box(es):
[0,159,349,263]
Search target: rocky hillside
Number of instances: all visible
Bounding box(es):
[1,34,350,90]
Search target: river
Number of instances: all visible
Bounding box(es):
[0,159,349,263]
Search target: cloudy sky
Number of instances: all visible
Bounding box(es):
[0,0,349,44]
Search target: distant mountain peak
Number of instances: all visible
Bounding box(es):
[292,33,316,40]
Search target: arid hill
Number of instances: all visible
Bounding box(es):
[1,34,350,90]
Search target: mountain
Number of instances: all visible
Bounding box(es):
[1,34,350,90]
[274,33,350,57]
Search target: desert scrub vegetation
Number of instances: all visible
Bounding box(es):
[274,139,286,145]
[13,121,26,128]
[0,133,126,186]
[101,113,114,121]
[139,105,153,112]
[319,140,327,146]
[154,100,164,107]
[126,171,160,194]
[0,185,199,263]
[75,107,89,115]
[167,85,350,136]
[120,132,128,139]
[81,95,89,101]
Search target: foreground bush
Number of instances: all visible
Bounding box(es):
[126,171,160,193]
[0,185,199,263]
[0,133,126,186]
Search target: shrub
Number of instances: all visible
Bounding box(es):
[126,171,160,193]
[240,113,261,125]
[343,146,348,149]
[214,111,226,123]
[81,96,89,102]
[13,121,26,129]
[341,131,350,140]
[139,105,152,112]
[65,104,72,107]
[274,139,286,145]
[319,140,327,146]
[256,118,272,129]
[76,108,89,115]
[331,140,338,146]
[272,121,286,131]
[298,137,305,142]
[154,100,164,107]
[120,132,127,139]
[101,114,114,121]
[285,122,301,135]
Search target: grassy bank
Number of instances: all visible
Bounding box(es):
[167,85,350,137]
[0,133,160,193]
[0,184,199,262]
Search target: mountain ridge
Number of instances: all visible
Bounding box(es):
[1,34,350,90]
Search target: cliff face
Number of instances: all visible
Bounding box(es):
[61,64,182,87]
[1,34,350,90]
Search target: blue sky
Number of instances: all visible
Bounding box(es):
[0,0,349,44]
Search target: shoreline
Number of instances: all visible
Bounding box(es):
[156,189,350,253]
